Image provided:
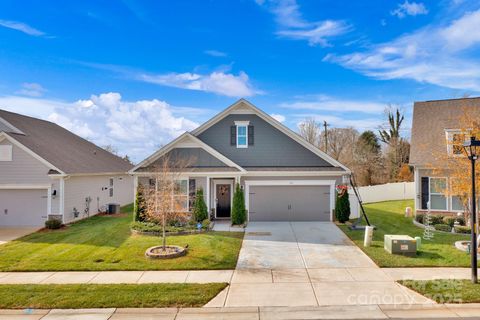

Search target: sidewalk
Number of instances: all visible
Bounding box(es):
[2,304,480,319]
[0,267,471,284]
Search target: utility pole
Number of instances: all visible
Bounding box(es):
[323,120,328,154]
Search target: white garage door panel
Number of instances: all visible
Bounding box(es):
[249,185,331,221]
[0,189,48,226]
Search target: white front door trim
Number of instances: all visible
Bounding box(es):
[213,179,234,219]
[244,179,337,221]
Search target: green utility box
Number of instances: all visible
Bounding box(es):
[384,235,417,257]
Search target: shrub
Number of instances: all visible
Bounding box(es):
[231,183,246,225]
[202,219,211,230]
[430,215,445,225]
[414,213,425,224]
[335,187,350,223]
[45,219,62,229]
[443,216,456,227]
[433,224,451,232]
[455,226,471,234]
[192,188,208,222]
[134,184,146,222]
[456,216,466,226]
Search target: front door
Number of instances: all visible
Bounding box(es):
[216,184,231,218]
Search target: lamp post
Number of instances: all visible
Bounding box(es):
[463,136,480,284]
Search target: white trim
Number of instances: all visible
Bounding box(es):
[0,116,25,135]
[206,176,210,213]
[213,179,234,219]
[47,186,52,216]
[236,124,248,149]
[244,179,336,222]
[130,133,246,173]
[0,132,65,175]
[59,177,65,221]
[414,167,420,210]
[0,184,50,189]
[234,121,250,126]
[133,175,138,213]
[190,99,351,172]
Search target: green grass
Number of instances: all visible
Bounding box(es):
[0,283,227,308]
[400,280,480,303]
[338,200,470,267]
[0,204,243,271]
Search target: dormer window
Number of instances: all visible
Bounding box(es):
[446,130,466,156]
[231,121,253,149]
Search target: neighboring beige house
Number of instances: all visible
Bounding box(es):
[131,99,350,222]
[0,109,133,227]
[410,97,480,215]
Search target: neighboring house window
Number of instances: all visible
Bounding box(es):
[446,130,466,156]
[451,196,464,211]
[0,145,12,161]
[109,178,114,197]
[450,178,465,211]
[232,121,252,148]
[430,177,447,210]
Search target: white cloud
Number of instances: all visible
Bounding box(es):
[280,95,386,114]
[0,19,45,36]
[138,71,257,97]
[0,93,202,162]
[204,50,227,57]
[391,1,428,18]
[257,0,351,46]
[15,82,46,97]
[325,9,480,92]
[270,113,286,122]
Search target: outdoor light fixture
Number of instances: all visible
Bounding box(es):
[463,136,480,284]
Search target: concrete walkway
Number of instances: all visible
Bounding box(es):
[0,227,38,245]
[2,304,480,319]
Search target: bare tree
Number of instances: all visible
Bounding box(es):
[144,155,192,250]
[353,130,384,186]
[298,118,321,147]
[102,144,119,155]
[319,127,359,164]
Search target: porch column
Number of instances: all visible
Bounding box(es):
[414,167,419,211]
[59,177,65,223]
[206,176,210,213]
[133,175,138,213]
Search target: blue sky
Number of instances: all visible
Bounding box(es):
[0,0,479,162]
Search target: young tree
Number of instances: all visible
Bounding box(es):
[231,183,246,225]
[144,155,191,250]
[335,186,351,223]
[192,188,208,222]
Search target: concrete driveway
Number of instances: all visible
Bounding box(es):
[0,227,38,245]
[207,222,433,308]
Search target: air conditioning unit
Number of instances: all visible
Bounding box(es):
[384,235,417,257]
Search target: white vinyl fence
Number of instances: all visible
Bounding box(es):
[348,182,414,219]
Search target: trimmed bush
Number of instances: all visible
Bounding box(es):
[429,215,445,225]
[443,216,456,227]
[455,226,471,234]
[456,216,466,226]
[335,188,351,223]
[134,184,146,222]
[192,188,208,222]
[202,219,211,230]
[130,221,200,234]
[415,213,425,224]
[45,219,62,229]
[231,183,246,225]
[433,224,451,232]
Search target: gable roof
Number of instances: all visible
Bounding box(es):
[192,99,349,172]
[410,97,480,167]
[134,99,349,173]
[0,109,133,175]
[131,132,246,173]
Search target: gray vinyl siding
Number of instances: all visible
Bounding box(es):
[63,175,133,223]
[241,175,343,185]
[197,114,333,167]
[162,148,228,167]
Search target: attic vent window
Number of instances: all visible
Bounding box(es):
[0,145,12,161]
[232,121,253,149]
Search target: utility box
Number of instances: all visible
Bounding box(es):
[108,203,120,214]
[384,235,417,257]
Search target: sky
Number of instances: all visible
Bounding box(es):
[0,0,479,162]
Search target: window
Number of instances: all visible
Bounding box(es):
[450,178,464,211]
[429,177,447,210]
[173,179,189,212]
[109,178,114,197]
[446,130,466,156]
[0,145,12,161]
[234,121,249,148]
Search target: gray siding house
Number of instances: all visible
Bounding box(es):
[131,99,350,222]
[0,109,133,227]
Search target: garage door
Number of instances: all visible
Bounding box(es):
[249,185,331,221]
[0,189,48,226]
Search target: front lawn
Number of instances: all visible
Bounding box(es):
[338,200,470,267]
[400,280,480,303]
[0,204,243,271]
[0,283,227,308]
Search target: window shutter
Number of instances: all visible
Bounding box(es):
[421,177,429,210]
[230,126,236,145]
[248,125,254,145]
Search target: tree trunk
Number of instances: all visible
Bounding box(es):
[162,212,166,250]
